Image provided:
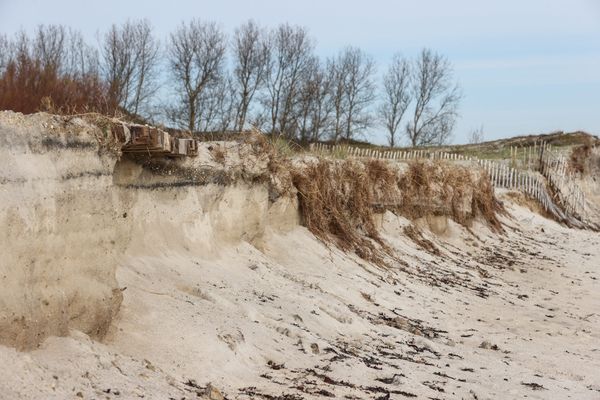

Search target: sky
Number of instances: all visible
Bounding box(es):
[0,0,599,144]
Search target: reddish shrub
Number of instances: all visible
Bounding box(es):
[0,55,118,115]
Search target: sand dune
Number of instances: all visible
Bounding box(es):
[1,112,598,399]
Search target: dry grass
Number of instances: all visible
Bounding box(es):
[403,225,441,255]
[364,159,399,207]
[267,134,302,158]
[209,144,227,164]
[236,130,298,203]
[290,157,504,266]
[504,191,551,219]
[291,159,391,266]
[569,141,593,175]
[472,174,504,232]
[399,161,503,232]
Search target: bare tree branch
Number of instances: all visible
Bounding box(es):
[101,19,160,117]
[0,34,11,74]
[32,25,67,71]
[64,29,99,78]
[296,57,334,142]
[406,48,461,146]
[468,125,485,144]
[167,20,226,131]
[232,20,270,131]
[328,47,376,142]
[196,73,237,132]
[326,57,345,141]
[378,53,410,147]
[263,23,314,138]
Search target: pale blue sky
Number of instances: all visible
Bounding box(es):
[1,0,599,144]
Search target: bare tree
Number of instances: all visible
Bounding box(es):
[309,61,334,142]
[196,74,237,132]
[11,31,30,63]
[0,28,116,115]
[296,57,333,142]
[232,20,270,131]
[3,26,99,82]
[213,75,238,132]
[0,34,11,74]
[295,57,317,142]
[27,25,99,78]
[468,125,485,144]
[64,30,100,78]
[6,25,100,79]
[327,57,345,141]
[406,48,461,146]
[167,20,227,131]
[32,25,67,71]
[129,21,160,117]
[101,19,160,116]
[263,23,314,138]
[379,54,410,147]
[329,47,376,141]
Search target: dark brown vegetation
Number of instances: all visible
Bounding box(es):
[398,161,502,232]
[291,159,391,265]
[569,139,596,175]
[0,22,157,120]
[291,158,503,265]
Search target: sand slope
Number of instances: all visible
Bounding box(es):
[1,112,599,399]
[2,198,598,399]
[100,198,599,399]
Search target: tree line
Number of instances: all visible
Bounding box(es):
[0,20,461,146]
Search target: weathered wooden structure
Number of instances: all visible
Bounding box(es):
[116,124,199,157]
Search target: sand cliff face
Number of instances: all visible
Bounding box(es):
[0,112,131,349]
[0,111,508,350]
[0,111,298,350]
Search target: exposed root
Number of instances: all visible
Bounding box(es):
[403,225,441,256]
[472,173,504,232]
[291,158,504,266]
[399,161,503,232]
[291,159,391,266]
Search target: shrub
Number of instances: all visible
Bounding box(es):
[0,55,117,115]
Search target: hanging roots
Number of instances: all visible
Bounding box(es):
[291,158,504,266]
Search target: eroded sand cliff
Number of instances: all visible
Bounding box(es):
[1,112,599,399]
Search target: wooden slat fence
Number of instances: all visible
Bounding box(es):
[309,143,473,162]
[505,141,586,219]
[309,142,588,227]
